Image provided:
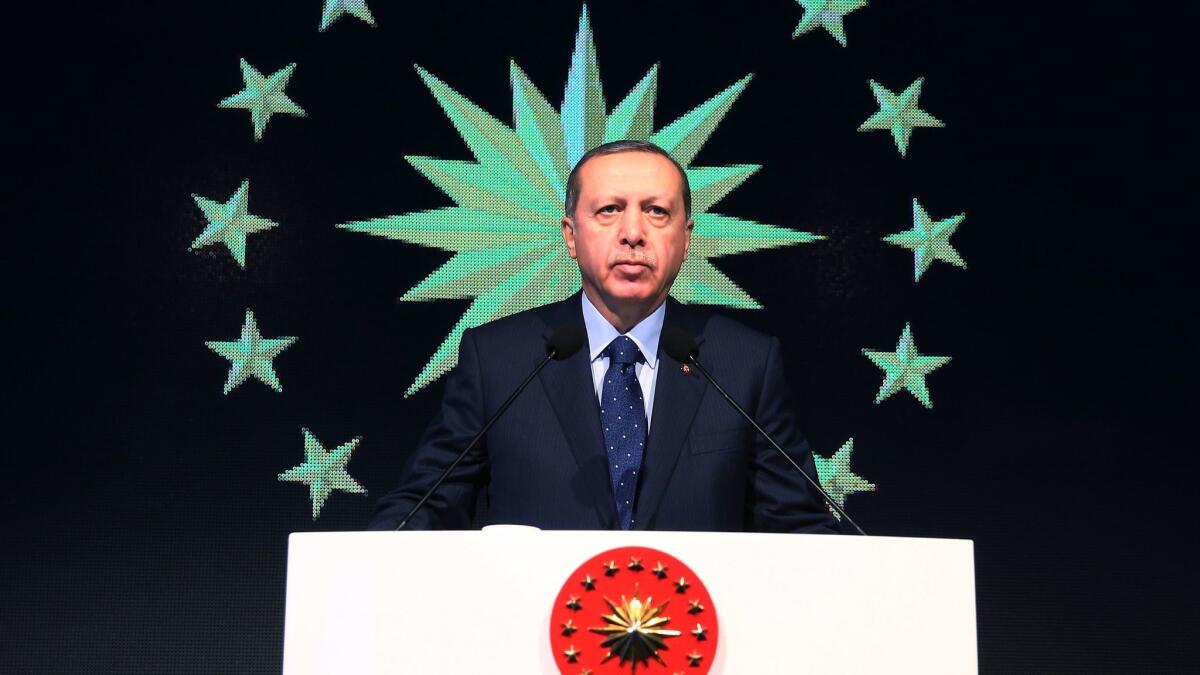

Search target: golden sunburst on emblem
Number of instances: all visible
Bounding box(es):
[589,593,682,670]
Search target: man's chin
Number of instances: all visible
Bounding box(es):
[601,284,659,306]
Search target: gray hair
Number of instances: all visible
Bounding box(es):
[563,140,692,221]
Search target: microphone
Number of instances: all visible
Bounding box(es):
[661,326,867,535]
[395,324,586,530]
[546,323,587,359]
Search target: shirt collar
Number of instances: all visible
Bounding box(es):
[580,291,664,370]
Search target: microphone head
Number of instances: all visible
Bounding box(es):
[661,326,698,362]
[546,324,586,360]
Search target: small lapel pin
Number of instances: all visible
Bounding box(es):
[680,363,691,375]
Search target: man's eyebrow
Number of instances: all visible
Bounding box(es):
[586,194,676,206]
[639,195,675,205]
[587,194,624,205]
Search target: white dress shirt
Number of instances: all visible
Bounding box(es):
[581,291,665,432]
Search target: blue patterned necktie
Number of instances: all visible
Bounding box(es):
[599,335,647,530]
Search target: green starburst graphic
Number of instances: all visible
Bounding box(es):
[218,59,306,141]
[862,323,951,408]
[858,77,943,158]
[320,0,375,32]
[338,4,824,396]
[883,198,967,282]
[205,309,297,394]
[814,438,876,515]
[792,0,868,47]
[190,179,279,268]
[277,428,366,519]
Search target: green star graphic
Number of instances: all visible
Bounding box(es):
[205,309,297,394]
[190,180,279,268]
[320,0,375,31]
[278,428,366,520]
[338,4,824,396]
[792,0,868,47]
[863,323,950,408]
[857,78,943,157]
[217,59,306,141]
[814,438,876,515]
[882,198,967,282]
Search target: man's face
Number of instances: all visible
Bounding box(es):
[561,151,693,314]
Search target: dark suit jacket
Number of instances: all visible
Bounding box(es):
[367,291,840,533]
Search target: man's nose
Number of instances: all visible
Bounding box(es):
[617,210,647,247]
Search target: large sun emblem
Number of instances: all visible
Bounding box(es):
[589,591,681,669]
[338,4,822,396]
[551,546,717,673]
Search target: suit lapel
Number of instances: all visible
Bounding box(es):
[537,292,618,528]
[633,298,708,530]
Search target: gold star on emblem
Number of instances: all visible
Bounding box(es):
[675,577,689,593]
[561,619,577,636]
[563,644,581,663]
[565,595,582,611]
[652,562,669,579]
[603,560,619,576]
[628,556,644,571]
[691,623,707,641]
[688,599,705,614]
[580,574,595,590]
[687,650,703,666]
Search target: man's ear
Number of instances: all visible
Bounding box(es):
[683,217,694,257]
[561,215,578,259]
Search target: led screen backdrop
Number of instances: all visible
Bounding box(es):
[3,1,1195,672]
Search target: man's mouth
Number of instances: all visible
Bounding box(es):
[613,262,649,277]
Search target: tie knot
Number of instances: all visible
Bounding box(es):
[604,335,644,366]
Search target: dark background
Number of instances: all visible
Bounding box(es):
[4,0,1193,672]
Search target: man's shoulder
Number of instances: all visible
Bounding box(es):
[696,308,772,339]
[464,297,566,345]
[670,301,778,354]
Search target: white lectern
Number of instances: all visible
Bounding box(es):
[283,529,976,674]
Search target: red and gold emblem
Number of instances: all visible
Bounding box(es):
[550,546,718,674]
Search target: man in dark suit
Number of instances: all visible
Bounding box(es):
[368,140,839,533]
